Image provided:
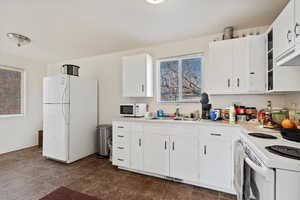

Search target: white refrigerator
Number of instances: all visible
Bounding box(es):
[43,74,98,163]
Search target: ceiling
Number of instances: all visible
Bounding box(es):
[0,0,288,63]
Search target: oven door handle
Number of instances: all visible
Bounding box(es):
[245,157,272,181]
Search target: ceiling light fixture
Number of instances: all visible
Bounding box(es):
[6,33,31,47]
[146,0,165,5]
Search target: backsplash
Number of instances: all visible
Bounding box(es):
[129,94,292,116]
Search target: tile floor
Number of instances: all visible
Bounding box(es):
[0,147,236,200]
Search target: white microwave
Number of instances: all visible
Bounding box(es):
[120,104,148,117]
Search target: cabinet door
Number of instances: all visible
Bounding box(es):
[170,135,198,182]
[130,131,143,171]
[207,40,233,94]
[273,0,295,58]
[248,36,266,92]
[199,137,233,190]
[143,133,169,176]
[295,0,300,44]
[122,55,146,97]
[232,38,249,92]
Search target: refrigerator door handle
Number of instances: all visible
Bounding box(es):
[61,78,68,125]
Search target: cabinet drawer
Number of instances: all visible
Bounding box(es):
[114,122,131,132]
[114,146,129,158]
[114,157,129,167]
[199,126,237,140]
[113,148,130,167]
[113,133,129,151]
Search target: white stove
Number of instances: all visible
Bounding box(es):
[239,129,300,200]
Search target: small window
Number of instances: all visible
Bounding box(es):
[0,65,25,117]
[158,54,203,103]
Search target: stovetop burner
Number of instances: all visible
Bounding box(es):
[248,133,277,139]
[266,145,300,160]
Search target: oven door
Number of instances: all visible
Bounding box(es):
[120,105,135,116]
[245,156,275,200]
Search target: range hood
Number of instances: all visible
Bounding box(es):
[276,45,300,66]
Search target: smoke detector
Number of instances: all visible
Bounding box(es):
[7,33,31,47]
[146,0,165,4]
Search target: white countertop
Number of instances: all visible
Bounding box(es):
[114,117,241,127]
[114,117,300,172]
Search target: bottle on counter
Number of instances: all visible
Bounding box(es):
[229,106,236,124]
[264,100,272,126]
[289,103,297,122]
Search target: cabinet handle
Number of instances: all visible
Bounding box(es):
[139,138,141,147]
[210,133,222,136]
[250,72,255,75]
[172,142,175,151]
[237,78,240,88]
[287,30,292,43]
[204,145,207,155]
[117,135,124,138]
[118,159,124,161]
[142,84,145,92]
[295,23,300,37]
[165,141,167,150]
[118,126,124,129]
[227,79,230,88]
[117,147,125,150]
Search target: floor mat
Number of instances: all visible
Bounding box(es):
[40,186,98,200]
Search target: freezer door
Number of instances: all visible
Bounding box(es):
[43,103,70,162]
[43,75,70,104]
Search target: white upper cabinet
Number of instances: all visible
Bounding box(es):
[122,54,153,97]
[248,36,267,92]
[273,0,295,59]
[207,36,266,94]
[273,0,300,66]
[295,0,300,44]
[207,40,233,94]
[232,38,249,93]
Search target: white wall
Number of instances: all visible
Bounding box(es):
[48,26,296,124]
[0,53,46,154]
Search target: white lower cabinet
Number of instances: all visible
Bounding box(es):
[143,133,170,176]
[199,136,233,191]
[113,121,235,194]
[130,130,143,171]
[170,135,199,182]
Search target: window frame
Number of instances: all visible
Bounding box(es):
[0,65,26,118]
[157,54,203,103]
